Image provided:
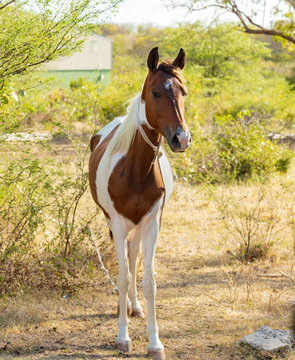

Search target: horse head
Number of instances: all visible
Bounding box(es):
[141,47,191,152]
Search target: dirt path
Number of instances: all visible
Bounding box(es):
[1,185,295,359]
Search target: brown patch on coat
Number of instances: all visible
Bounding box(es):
[88,126,119,219]
[90,134,102,152]
[108,130,164,224]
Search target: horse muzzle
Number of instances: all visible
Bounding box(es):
[167,127,191,152]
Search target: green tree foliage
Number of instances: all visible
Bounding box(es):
[169,110,292,184]
[160,22,270,81]
[0,0,122,89]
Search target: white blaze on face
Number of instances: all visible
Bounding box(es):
[164,79,173,90]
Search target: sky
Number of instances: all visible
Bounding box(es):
[108,0,280,27]
[108,0,212,27]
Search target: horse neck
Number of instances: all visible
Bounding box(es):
[125,98,162,178]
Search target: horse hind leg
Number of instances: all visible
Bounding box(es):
[117,298,132,317]
[128,228,144,318]
[116,228,142,318]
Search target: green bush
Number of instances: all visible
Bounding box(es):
[169,110,292,184]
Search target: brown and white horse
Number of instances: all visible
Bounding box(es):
[89,47,191,360]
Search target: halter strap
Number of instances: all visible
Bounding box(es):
[136,99,162,165]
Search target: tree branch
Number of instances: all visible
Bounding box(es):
[173,0,295,45]
[286,0,295,10]
[0,0,16,11]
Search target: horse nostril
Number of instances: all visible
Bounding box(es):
[171,134,180,149]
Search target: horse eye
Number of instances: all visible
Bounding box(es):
[152,90,160,98]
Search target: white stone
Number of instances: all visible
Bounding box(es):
[240,326,295,352]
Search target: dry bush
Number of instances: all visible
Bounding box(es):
[214,185,285,262]
[217,262,258,304]
[0,139,114,295]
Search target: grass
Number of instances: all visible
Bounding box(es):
[1,166,295,359]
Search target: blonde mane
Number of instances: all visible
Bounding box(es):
[107,95,140,158]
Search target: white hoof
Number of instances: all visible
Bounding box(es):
[147,348,166,360]
[115,340,132,353]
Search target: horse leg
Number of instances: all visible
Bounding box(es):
[142,220,165,360]
[112,222,132,353]
[128,229,144,318]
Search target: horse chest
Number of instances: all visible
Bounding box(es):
[108,159,164,225]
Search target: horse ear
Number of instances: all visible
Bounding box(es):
[147,47,159,72]
[173,48,186,70]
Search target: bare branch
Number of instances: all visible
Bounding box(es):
[0,0,16,11]
[286,0,295,10]
[171,0,295,45]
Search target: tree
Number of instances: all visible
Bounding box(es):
[160,23,271,78]
[169,0,295,50]
[0,0,122,89]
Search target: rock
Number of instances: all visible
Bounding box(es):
[240,326,295,353]
[267,133,295,148]
[0,132,52,142]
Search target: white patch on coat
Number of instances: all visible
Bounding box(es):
[94,117,124,151]
[158,147,173,204]
[95,149,125,220]
[138,97,154,130]
[164,78,173,90]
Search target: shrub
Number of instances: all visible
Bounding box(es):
[0,139,101,295]
[169,110,292,184]
[214,186,284,262]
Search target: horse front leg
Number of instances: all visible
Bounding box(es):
[142,220,165,360]
[112,221,132,353]
[128,228,144,318]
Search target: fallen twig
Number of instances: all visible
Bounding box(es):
[257,272,294,281]
[87,226,118,293]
